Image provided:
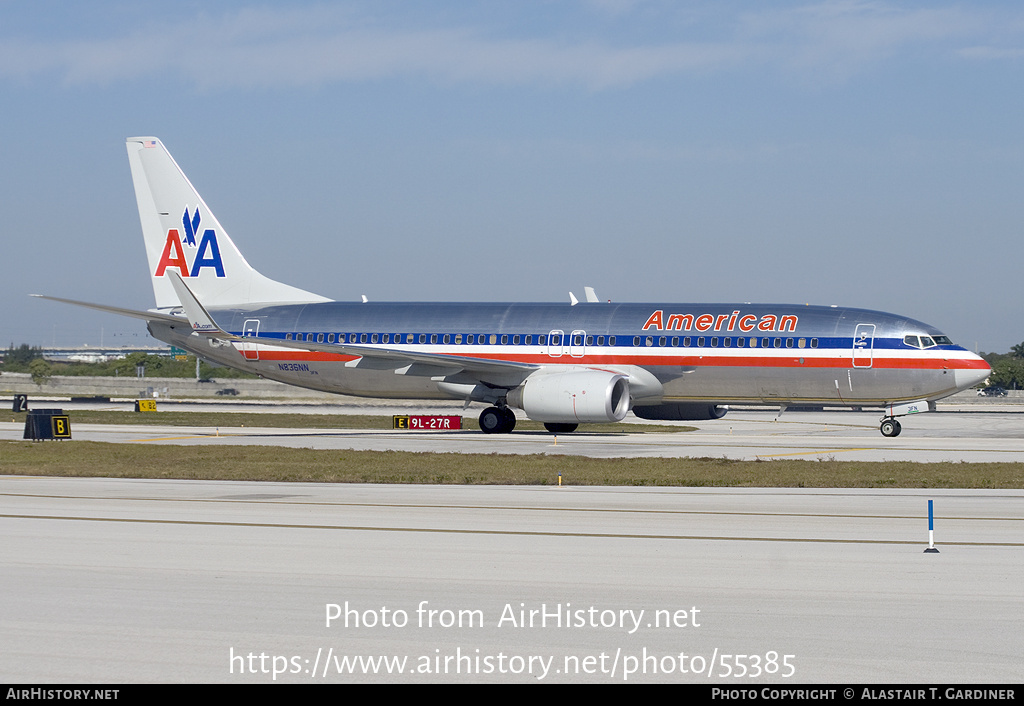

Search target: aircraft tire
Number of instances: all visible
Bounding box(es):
[479,407,504,434]
[543,422,578,434]
[501,408,517,433]
[880,419,902,437]
[480,407,516,434]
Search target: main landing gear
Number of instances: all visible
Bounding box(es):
[479,406,516,434]
[477,406,580,434]
[879,417,902,437]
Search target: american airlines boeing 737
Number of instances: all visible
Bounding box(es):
[37,137,991,437]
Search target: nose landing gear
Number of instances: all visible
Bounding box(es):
[879,418,902,437]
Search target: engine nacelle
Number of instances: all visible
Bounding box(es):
[632,403,728,421]
[507,371,630,423]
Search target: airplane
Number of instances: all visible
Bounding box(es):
[36,137,991,437]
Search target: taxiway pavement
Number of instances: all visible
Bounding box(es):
[2,477,1022,683]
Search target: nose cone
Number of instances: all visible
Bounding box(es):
[955,354,991,391]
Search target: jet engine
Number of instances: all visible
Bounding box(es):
[507,371,630,423]
[631,403,728,421]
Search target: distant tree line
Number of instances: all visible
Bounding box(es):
[1,346,255,380]
[981,345,1024,390]
[4,344,43,367]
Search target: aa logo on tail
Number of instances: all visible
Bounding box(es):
[154,207,226,278]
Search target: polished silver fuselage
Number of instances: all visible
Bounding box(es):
[150,300,989,408]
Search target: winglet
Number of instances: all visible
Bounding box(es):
[167,271,227,335]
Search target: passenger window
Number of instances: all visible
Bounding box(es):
[810,338,818,348]
[285,333,292,340]
[711,337,718,347]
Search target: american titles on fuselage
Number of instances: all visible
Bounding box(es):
[641,309,798,333]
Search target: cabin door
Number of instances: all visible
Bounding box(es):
[852,323,875,368]
[570,330,586,358]
[547,330,565,358]
[242,319,260,361]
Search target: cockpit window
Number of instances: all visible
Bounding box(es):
[904,333,952,349]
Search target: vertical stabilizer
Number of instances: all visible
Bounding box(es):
[126,137,330,310]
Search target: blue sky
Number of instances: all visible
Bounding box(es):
[3,1,1022,351]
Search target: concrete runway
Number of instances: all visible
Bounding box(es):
[5,403,1024,461]
[1,477,1021,683]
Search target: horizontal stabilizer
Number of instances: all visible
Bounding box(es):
[31,294,182,325]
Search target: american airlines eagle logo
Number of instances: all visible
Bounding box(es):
[154,207,226,278]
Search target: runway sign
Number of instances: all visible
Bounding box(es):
[393,415,463,430]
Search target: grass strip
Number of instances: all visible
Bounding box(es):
[2,440,1022,487]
